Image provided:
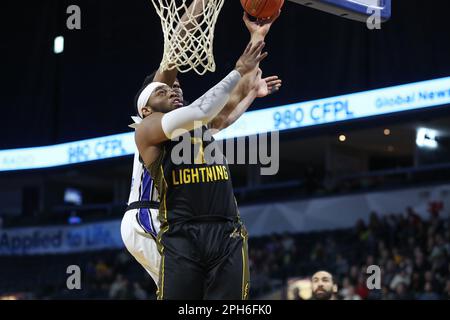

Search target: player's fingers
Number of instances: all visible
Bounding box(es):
[250,40,264,56]
[267,83,280,89]
[268,82,282,89]
[270,10,281,23]
[257,9,281,25]
[269,85,281,94]
[243,12,251,23]
[256,42,266,57]
[257,51,269,62]
[243,12,249,25]
[252,42,266,58]
[268,79,282,86]
[244,41,253,55]
[264,76,279,82]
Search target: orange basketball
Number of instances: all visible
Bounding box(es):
[241,0,285,19]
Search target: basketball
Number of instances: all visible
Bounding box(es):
[241,0,285,19]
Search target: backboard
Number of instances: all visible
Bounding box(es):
[289,0,391,23]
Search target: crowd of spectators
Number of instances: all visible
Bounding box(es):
[249,207,450,300]
[1,207,449,300]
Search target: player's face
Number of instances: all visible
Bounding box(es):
[172,79,184,105]
[148,84,184,113]
[311,271,336,300]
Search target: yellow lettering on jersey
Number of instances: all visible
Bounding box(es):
[206,167,213,182]
[222,166,229,180]
[216,166,224,180]
[170,166,230,186]
[172,170,180,186]
[212,165,217,180]
[183,169,191,184]
[199,167,206,182]
[191,168,200,183]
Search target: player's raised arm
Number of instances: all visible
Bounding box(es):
[152,0,208,86]
[210,69,282,133]
[135,40,267,165]
[209,11,280,131]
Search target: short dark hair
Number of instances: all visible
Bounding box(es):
[312,271,336,284]
[134,70,158,116]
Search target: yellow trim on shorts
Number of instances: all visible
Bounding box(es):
[241,227,250,300]
[156,162,169,300]
[157,254,165,300]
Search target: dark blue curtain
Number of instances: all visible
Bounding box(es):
[1,0,450,148]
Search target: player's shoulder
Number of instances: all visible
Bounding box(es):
[135,113,165,142]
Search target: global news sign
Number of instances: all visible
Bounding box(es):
[215,76,450,140]
[1,76,450,172]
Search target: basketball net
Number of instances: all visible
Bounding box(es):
[151,0,225,75]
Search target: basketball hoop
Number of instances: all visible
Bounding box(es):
[151,0,225,75]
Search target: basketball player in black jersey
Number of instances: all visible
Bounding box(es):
[132,1,281,298]
[134,39,267,300]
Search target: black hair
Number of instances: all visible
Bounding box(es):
[312,271,336,284]
[134,70,185,116]
[134,70,158,117]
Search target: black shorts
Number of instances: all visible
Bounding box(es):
[156,218,250,300]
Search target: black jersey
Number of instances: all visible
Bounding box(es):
[147,126,239,226]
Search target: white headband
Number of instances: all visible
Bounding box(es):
[136,81,166,118]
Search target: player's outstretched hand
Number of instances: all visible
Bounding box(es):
[263,75,282,96]
[243,10,281,39]
[235,40,268,76]
[251,69,282,98]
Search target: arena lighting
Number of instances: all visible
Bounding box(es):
[1,76,450,172]
[416,128,438,149]
[290,0,391,23]
[68,214,82,225]
[64,188,82,205]
[54,36,64,54]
